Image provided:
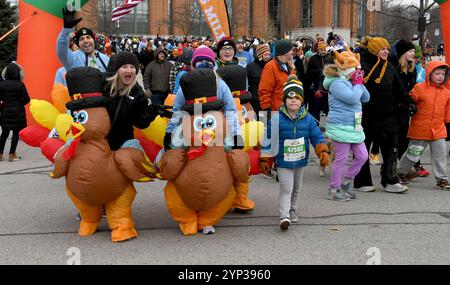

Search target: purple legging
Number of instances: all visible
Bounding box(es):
[330,141,369,189]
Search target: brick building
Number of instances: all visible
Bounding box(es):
[79,0,380,41]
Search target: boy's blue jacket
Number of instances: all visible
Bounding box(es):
[262,105,326,169]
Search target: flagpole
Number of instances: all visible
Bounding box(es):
[0,11,37,42]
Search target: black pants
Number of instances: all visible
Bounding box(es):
[354,130,399,188]
[0,127,19,154]
[397,114,410,159]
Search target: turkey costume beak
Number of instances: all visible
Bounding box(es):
[70,122,85,139]
[199,129,215,146]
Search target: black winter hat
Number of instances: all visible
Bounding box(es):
[113,51,140,73]
[74,27,96,46]
[395,39,415,59]
[275,40,293,56]
[216,37,236,57]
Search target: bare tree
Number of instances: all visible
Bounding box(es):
[343,0,439,46]
[95,0,114,35]
[172,0,201,37]
[265,18,279,40]
[223,0,248,37]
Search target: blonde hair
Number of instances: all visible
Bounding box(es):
[398,53,415,75]
[107,72,137,97]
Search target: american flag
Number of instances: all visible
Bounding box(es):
[112,0,144,22]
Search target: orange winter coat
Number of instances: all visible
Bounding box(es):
[408,61,450,140]
[258,58,296,111]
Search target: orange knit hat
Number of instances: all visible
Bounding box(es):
[367,37,390,55]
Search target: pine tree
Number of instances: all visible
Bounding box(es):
[0,0,17,69]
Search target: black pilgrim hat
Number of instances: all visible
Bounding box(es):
[180,68,225,115]
[65,67,110,111]
[216,65,252,104]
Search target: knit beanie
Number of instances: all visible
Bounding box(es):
[395,39,415,59]
[192,46,216,66]
[216,37,236,57]
[283,75,304,103]
[275,40,293,56]
[74,27,95,46]
[114,51,140,73]
[364,37,390,84]
[255,44,270,61]
[367,37,390,55]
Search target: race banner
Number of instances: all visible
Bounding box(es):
[17,0,90,124]
[197,0,231,42]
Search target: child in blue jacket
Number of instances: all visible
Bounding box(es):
[323,50,370,201]
[260,75,329,230]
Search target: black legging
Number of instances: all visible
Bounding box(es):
[0,127,19,154]
[354,129,400,188]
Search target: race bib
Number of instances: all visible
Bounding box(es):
[355,111,363,132]
[284,138,306,162]
[406,144,425,162]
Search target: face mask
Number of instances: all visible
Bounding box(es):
[196,61,214,70]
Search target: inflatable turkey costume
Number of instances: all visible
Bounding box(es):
[51,67,156,242]
[217,65,258,213]
[160,69,250,235]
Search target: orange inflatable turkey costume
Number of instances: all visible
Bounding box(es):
[217,65,256,213]
[51,67,156,242]
[160,69,250,235]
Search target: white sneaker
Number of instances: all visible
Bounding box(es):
[279,218,291,230]
[354,186,376,192]
[202,226,215,235]
[383,183,408,193]
[289,210,299,223]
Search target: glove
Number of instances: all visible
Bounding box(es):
[232,134,244,150]
[314,90,327,98]
[62,7,83,29]
[150,104,172,119]
[408,104,418,116]
[315,143,329,167]
[164,132,172,151]
[259,157,273,175]
[351,69,365,85]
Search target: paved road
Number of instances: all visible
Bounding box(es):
[1,138,450,265]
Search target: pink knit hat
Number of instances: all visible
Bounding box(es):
[191,46,216,66]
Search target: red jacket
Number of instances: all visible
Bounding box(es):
[258,58,295,111]
[408,61,450,140]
